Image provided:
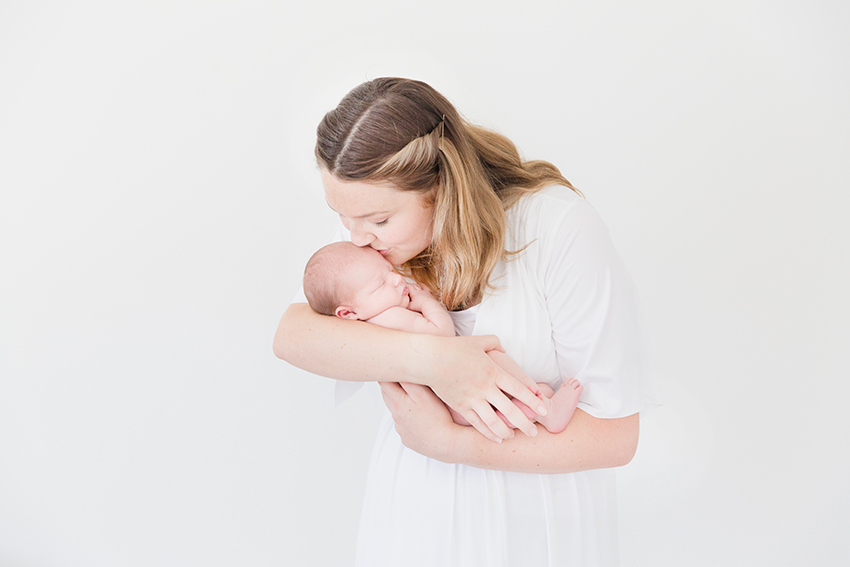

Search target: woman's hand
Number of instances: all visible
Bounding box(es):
[382,382,640,473]
[411,333,547,443]
[275,304,544,443]
[380,382,463,460]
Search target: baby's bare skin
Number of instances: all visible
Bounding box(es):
[305,242,583,435]
[510,378,584,434]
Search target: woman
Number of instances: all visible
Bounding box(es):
[274,78,660,566]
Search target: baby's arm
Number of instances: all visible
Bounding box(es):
[367,289,455,337]
[367,286,455,337]
[406,285,455,337]
[366,306,445,336]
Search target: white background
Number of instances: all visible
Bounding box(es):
[1,1,848,565]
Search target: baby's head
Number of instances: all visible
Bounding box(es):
[303,242,412,321]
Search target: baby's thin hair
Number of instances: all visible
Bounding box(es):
[303,242,363,316]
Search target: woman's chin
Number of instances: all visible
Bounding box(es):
[384,250,412,267]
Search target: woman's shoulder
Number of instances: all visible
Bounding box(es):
[509,184,602,236]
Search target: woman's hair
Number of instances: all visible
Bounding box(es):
[316,77,580,310]
[303,242,363,316]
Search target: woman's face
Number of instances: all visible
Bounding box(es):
[321,170,435,267]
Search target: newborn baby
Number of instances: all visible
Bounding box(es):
[303,241,582,434]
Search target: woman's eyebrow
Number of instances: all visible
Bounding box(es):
[325,201,391,219]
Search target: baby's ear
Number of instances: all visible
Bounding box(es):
[335,306,359,320]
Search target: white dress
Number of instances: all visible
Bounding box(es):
[303,186,661,566]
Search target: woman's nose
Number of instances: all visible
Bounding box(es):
[349,225,375,247]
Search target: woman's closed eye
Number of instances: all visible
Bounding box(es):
[372,218,389,227]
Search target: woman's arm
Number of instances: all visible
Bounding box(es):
[274,302,421,382]
[274,302,548,441]
[381,382,639,474]
[452,409,638,473]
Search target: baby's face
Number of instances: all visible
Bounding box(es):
[342,248,412,320]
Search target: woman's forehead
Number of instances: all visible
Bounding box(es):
[321,171,412,216]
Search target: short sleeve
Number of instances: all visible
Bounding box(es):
[540,197,661,419]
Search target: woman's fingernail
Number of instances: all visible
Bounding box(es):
[529,426,538,437]
[538,406,547,416]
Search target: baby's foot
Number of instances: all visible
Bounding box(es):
[539,378,583,434]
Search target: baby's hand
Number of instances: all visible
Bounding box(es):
[406,283,437,312]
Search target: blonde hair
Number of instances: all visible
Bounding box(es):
[303,242,366,316]
[316,78,581,310]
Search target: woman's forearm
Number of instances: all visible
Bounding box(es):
[273,302,427,383]
[445,410,639,474]
[277,304,549,441]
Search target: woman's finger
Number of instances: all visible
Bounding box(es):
[475,334,504,353]
[380,381,406,413]
[488,391,539,438]
[487,350,540,394]
[399,381,435,401]
[471,400,515,441]
[496,373,548,417]
[461,410,505,444]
